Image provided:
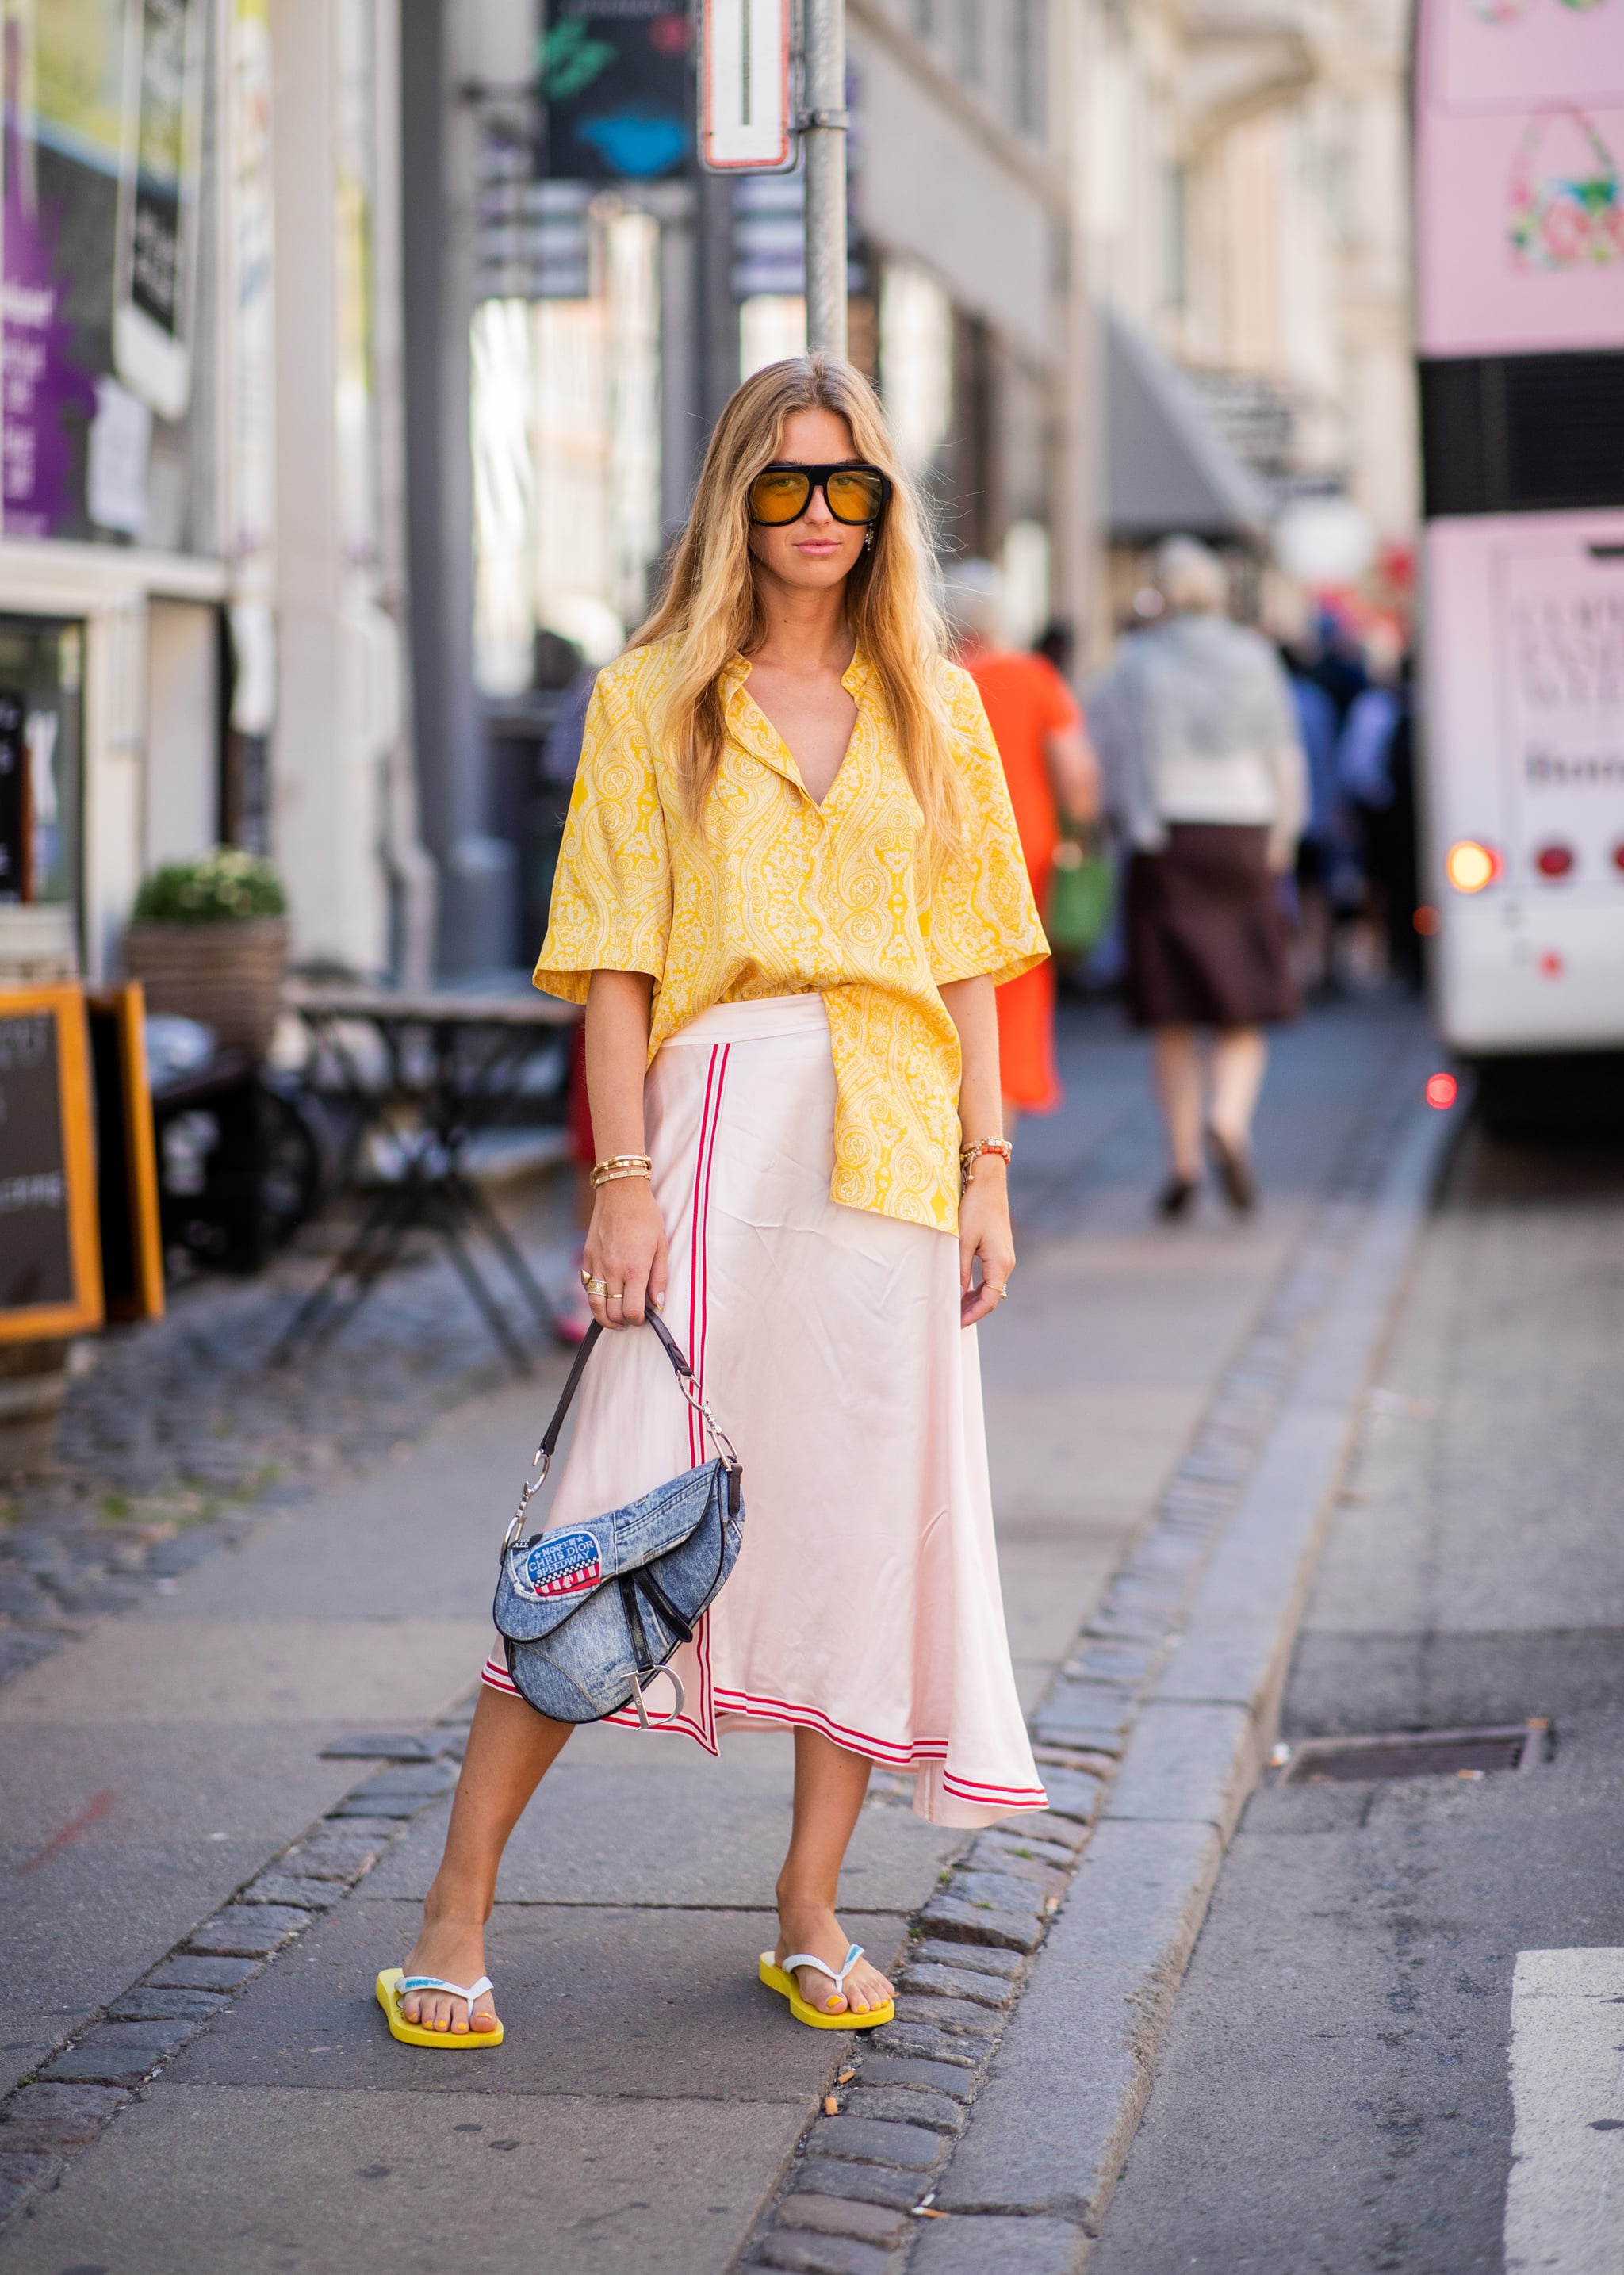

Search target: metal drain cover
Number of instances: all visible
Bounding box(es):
[1275,1718,1549,1785]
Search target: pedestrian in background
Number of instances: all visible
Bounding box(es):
[1277,642,1356,996]
[1087,536,1307,1218]
[1339,653,1421,992]
[384,354,1048,2051]
[944,560,1100,1128]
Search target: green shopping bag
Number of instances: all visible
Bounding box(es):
[1047,829,1116,957]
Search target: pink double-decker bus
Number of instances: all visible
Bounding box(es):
[1414,0,1624,1126]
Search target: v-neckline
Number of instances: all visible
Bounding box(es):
[732,653,866,814]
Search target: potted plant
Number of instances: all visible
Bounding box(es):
[124,848,290,1059]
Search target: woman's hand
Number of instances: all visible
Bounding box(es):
[582,1177,668,1330]
[959,1159,1014,1327]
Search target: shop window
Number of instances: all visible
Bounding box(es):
[6,1,217,553]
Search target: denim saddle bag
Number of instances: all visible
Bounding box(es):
[492,1310,744,1725]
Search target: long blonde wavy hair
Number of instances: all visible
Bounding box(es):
[632,356,964,852]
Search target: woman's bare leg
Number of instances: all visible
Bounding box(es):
[399,1686,573,2032]
[1209,1026,1267,1154]
[1151,1025,1203,1182]
[774,1729,894,2016]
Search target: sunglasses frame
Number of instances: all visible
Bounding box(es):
[746,461,893,528]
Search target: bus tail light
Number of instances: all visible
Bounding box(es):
[1446,840,1500,894]
[1534,842,1575,879]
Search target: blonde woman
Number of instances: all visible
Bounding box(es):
[388,357,1048,2044]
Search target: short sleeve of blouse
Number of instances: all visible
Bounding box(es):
[925,666,1051,990]
[531,671,672,1005]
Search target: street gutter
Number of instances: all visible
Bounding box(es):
[932,1094,1461,2246]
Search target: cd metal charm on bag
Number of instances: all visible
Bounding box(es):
[492,1309,744,1726]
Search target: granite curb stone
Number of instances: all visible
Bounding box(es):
[805,2117,945,2172]
[776,2193,914,2244]
[0,2154,58,2221]
[910,1939,1023,1979]
[890,1995,1002,2037]
[856,2058,980,2102]
[914,1899,1044,1954]
[106,1987,232,2024]
[144,1954,260,1990]
[870,2021,986,2065]
[931,1097,1454,2238]
[752,2232,898,2275]
[894,1964,1016,2009]
[909,2214,1090,2274]
[187,1902,313,1956]
[240,1871,347,1909]
[838,2086,964,2135]
[791,2161,929,2212]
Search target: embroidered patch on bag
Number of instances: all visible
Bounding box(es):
[510,1529,603,1600]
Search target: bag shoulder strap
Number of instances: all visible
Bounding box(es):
[538,1309,694,1463]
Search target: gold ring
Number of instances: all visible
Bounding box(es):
[607,1289,625,1304]
[988,1282,1009,1299]
[582,1275,608,1296]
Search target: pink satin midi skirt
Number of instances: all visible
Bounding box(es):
[483,990,1046,1829]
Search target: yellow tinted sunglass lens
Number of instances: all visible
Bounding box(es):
[825,471,884,523]
[749,471,812,523]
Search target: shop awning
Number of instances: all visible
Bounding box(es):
[1103,305,1272,543]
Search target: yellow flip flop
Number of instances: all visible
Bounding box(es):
[375,1967,504,2048]
[758,1943,894,2030]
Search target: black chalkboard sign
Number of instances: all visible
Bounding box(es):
[88,984,165,1323]
[0,984,104,1340]
[0,688,26,902]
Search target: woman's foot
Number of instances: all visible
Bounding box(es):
[775,1906,894,2016]
[1157,1174,1198,1220]
[398,1915,499,2035]
[1205,1126,1257,1214]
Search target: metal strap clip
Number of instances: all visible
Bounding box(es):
[502,1445,552,1551]
[678,1373,740,1471]
[628,1663,686,1729]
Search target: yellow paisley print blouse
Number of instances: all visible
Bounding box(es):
[533,637,1048,1231]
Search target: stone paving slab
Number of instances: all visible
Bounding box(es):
[162,1896,904,2102]
[0,1615,491,1728]
[0,2084,803,2275]
[0,1837,271,2099]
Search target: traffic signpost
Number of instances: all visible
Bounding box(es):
[699,0,848,358]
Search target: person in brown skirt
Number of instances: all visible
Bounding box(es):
[1088,538,1307,1216]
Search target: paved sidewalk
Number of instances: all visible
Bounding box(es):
[1,994,1427,2273]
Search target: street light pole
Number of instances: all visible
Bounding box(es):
[802,0,848,358]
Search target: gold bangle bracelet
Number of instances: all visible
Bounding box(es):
[590,1164,653,1189]
[593,1153,652,1175]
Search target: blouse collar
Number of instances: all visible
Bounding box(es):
[723,645,875,798]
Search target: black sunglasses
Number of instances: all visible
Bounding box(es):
[747,462,892,527]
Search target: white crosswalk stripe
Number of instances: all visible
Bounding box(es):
[1507,1949,1624,2273]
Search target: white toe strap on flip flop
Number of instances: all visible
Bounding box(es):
[400,1973,496,2023]
[780,1944,866,2001]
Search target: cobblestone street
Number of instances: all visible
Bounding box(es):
[0,993,1442,2272]
[0,1179,577,1691]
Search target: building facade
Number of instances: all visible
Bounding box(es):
[0,2,1418,992]
[0,0,424,986]
[1078,0,1418,619]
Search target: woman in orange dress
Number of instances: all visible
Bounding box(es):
[944,564,1100,1121]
